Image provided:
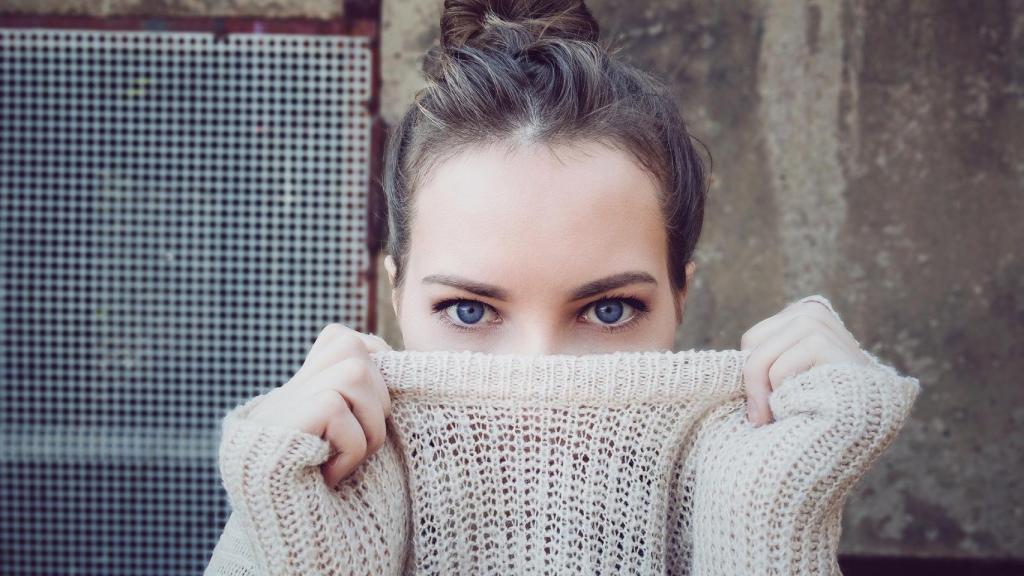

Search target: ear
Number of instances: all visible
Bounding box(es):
[384,253,397,287]
[384,253,400,318]
[682,260,696,294]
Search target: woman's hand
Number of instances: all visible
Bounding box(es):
[248,323,394,488]
[739,294,870,426]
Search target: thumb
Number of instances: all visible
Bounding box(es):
[365,332,393,352]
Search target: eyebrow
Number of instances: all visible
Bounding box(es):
[420,271,658,302]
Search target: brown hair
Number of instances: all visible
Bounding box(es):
[381,0,709,320]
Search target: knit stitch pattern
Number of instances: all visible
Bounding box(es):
[205,344,919,576]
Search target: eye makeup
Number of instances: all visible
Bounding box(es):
[429,293,651,335]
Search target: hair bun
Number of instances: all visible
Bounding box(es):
[440,0,600,51]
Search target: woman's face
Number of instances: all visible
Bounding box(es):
[385,140,695,355]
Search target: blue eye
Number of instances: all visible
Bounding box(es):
[436,299,497,328]
[594,300,624,323]
[453,301,485,324]
[432,295,649,334]
[582,297,648,330]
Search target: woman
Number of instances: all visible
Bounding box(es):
[248,0,873,493]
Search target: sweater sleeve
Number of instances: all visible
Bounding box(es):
[204,510,261,576]
[682,358,921,575]
[205,390,411,576]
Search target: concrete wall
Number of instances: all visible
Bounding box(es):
[380,0,1024,561]
[3,0,1018,561]
[0,0,342,18]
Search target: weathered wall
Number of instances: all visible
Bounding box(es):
[379,0,1024,561]
[4,0,1016,561]
[0,0,342,18]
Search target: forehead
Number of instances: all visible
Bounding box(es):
[407,140,668,296]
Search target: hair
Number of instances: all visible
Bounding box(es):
[381,0,709,321]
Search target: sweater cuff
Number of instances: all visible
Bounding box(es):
[688,360,921,573]
[860,348,902,378]
[768,358,920,423]
[214,390,411,575]
[218,390,332,485]
[215,391,333,575]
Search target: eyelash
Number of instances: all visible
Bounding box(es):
[430,293,651,335]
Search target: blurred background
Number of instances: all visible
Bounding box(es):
[0,0,1020,574]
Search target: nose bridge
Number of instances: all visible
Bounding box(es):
[509,314,563,356]
[522,335,559,356]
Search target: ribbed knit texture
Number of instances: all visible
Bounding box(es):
[205,344,920,575]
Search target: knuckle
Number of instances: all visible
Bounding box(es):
[340,356,371,382]
[331,469,351,487]
[321,389,351,413]
[803,302,835,322]
[365,332,393,352]
[368,422,387,452]
[792,313,823,330]
[335,330,363,347]
[370,434,385,453]
[318,322,345,341]
[324,462,348,486]
[801,298,831,313]
[327,331,366,357]
[807,331,832,347]
[739,331,754,350]
[349,433,368,461]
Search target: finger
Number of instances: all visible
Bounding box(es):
[364,331,393,353]
[790,294,840,321]
[326,362,389,456]
[318,391,369,488]
[291,325,391,388]
[790,295,863,344]
[304,322,347,363]
[742,315,849,426]
[740,299,855,353]
[297,329,366,384]
[342,354,392,418]
[287,324,349,388]
[366,355,393,418]
[767,331,854,392]
[307,324,391,368]
[305,356,389,446]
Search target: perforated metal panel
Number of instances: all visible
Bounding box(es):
[0,28,375,574]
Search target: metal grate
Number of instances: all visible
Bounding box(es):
[0,28,375,574]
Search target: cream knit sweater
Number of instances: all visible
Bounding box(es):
[204,332,919,576]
